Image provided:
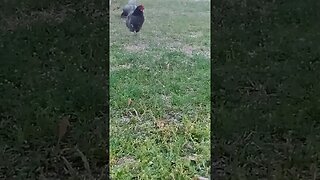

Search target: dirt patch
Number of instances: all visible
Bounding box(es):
[124,43,147,52]
[182,45,210,58]
[182,45,194,57]
[115,156,137,166]
[189,31,203,38]
[110,63,132,72]
[166,42,210,58]
[190,45,210,58]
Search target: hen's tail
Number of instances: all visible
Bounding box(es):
[121,11,127,18]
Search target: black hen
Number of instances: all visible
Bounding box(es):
[126,5,145,33]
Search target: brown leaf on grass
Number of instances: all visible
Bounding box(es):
[184,154,198,162]
[110,158,117,166]
[128,98,132,106]
[155,119,167,129]
[57,116,70,144]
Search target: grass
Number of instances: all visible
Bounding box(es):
[213,0,320,178]
[110,0,210,179]
[0,0,108,178]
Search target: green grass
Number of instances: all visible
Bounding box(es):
[0,0,108,178]
[213,0,320,178]
[110,0,210,179]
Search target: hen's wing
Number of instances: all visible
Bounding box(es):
[129,15,144,32]
[126,16,134,32]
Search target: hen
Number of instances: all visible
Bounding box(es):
[126,5,145,34]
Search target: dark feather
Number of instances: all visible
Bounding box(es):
[121,4,137,18]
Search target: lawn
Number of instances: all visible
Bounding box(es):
[213,0,320,179]
[0,0,108,178]
[110,0,210,179]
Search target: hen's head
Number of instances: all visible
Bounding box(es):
[137,5,144,11]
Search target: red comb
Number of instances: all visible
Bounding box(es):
[138,4,144,10]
